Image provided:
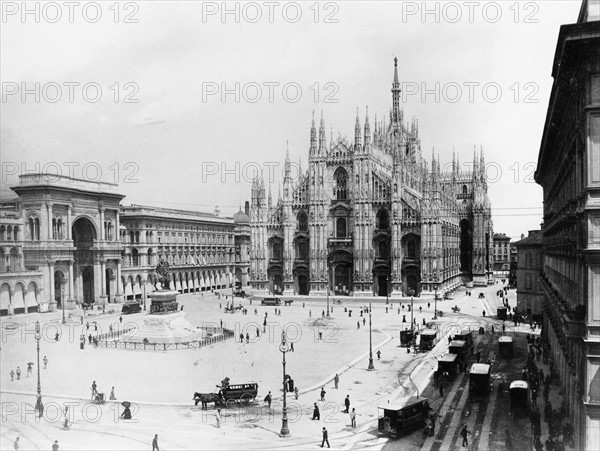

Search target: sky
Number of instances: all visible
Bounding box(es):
[0,1,583,241]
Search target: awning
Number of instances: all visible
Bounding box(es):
[12,286,25,308]
[175,280,182,292]
[133,282,142,296]
[188,255,195,265]
[125,282,133,297]
[182,279,188,291]
[199,277,205,288]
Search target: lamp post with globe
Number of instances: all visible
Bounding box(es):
[279,331,290,437]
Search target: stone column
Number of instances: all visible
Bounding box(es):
[66,205,72,240]
[99,208,105,241]
[7,289,14,316]
[48,260,57,312]
[67,259,76,309]
[115,258,124,303]
[93,258,102,303]
[99,259,108,305]
[47,203,53,240]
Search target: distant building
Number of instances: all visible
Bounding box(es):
[534,1,600,448]
[492,233,511,275]
[514,230,543,320]
[0,173,248,316]
[249,59,494,297]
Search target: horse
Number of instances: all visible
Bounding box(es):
[193,392,222,409]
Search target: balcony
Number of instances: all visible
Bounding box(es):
[562,313,586,338]
[328,237,353,252]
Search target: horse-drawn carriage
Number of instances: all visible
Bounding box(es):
[194,378,259,409]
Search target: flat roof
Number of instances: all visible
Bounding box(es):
[379,397,428,411]
[450,340,466,347]
[470,364,491,375]
[510,381,528,390]
[421,330,437,336]
[498,336,513,343]
[439,354,458,362]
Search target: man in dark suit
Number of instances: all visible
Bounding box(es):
[321,427,330,448]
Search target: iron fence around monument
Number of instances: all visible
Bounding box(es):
[94,328,235,351]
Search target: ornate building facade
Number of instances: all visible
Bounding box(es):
[249,59,493,297]
[0,174,249,316]
[534,1,600,448]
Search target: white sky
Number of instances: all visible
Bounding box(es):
[0,1,582,240]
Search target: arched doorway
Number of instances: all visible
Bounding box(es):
[54,270,65,308]
[72,217,96,305]
[82,267,94,305]
[105,268,113,302]
[377,275,388,296]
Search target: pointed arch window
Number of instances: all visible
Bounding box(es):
[298,211,308,232]
[334,167,348,200]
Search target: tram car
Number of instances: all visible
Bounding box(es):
[378,397,430,438]
[469,363,492,400]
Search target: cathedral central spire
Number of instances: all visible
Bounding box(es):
[391,57,402,126]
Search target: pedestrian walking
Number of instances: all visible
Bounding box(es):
[294,387,299,399]
[321,427,330,448]
[152,434,159,451]
[256,328,260,338]
[460,425,471,447]
[350,408,356,427]
[309,310,312,317]
[86,322,89,331]
[10,369,14,381]
[110,386,116,400]
[63,407,70,429]
[312,403,320,420]
[482,310,486,317]
[216,408,222,428]
[476,350,481,363]
[264,391,272,408]
[16,367,21,380]
[334,373,339,389]
[377,350,381,360]
[290,342,294,352]
[363,317,366,326]
[88,334,92,344]
[344,395,350,413]
[502,323,506,333]
[320,387,326,401]
[27,362,32,377]
[246,332,250,343]
[357,321,360,329]
[43,355,48,369]
[13,436,19,450]
[52,440,59,451]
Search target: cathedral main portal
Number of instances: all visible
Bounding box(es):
[328,250,353,296]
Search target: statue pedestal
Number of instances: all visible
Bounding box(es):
[128,290,204,344]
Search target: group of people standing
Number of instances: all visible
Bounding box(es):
[9,356,47,382]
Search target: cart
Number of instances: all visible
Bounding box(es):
[497,306,507,320]
[216,382,259,405]
[498,336,514,359]
[469,363,491,400]
[378,397,430,438]
[448,340,469,366]
[509,380,529,417]
[419,330,437,352]
[437,353,459,380]
[400,329,414,347]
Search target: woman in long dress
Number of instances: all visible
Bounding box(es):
[109,387,116,400]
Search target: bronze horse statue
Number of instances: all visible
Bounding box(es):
[193,392,223,409]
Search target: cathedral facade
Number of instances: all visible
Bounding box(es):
[249,59,493,298]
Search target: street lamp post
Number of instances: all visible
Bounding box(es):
[433,284,439,320]
[34,320,43,418]
[279,331,290,437]
[143,283,147,311]
[408,288,415,331]
[386,274,389,304]
[326,266,330,317]
[368,301,374,370]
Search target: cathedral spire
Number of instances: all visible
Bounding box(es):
[309,111,317,156]
[364,106,371,147]
[268,182,273,210]
[354,107,361,145]
[318,111,326,155]
[284,141,291,184]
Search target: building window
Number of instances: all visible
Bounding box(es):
[525,273,532,290]
[407,241,416,259]
[298,211,308,232]
[336,217,347,238]
[334,167,348,200]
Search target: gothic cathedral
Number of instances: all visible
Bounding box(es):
[249,59,493,297]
